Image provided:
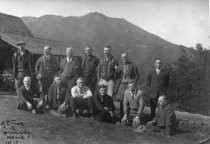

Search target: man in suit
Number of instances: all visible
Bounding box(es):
[60,47,82,90]
[94,85,115,123]
[121,80,144,128]
[148,95,178,137]
[35,46,59,103]
[82,46,99,94]
[97,46,118,97]
[12,41,34,93]
[46,75,70,117]
[17,76,44,114]
[115,52,139,118]
[147,58,169,120]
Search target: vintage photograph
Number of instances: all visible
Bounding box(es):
[0,0,209,144]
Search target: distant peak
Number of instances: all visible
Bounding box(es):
[84,12,107,18]
[39,15,63,19]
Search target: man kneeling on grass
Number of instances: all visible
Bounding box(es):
[147,95,179,137]
[71,77,93,118]
[121,80,144,128]
[94,85,115,123]
[17,76,44,114]
[46,75,70,117]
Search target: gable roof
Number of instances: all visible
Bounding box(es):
[0,32,75,56]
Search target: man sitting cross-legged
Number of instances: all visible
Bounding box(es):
[94,85,116,123]
[121,80,144,128]
[46,75,70,117]
[70,77,93,118]
[17,76,44,114]
[147,95,179,137]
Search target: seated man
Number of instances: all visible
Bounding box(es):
[94,85,115,123]
[148,95,179,137]
[121,80,144,128]
[46,75,70,117]
[17,76,44,114]
[70,77,93,118]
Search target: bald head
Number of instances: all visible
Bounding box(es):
[158,95,168,107]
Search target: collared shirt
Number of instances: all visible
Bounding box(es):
[67,57,73,63]
[98,55,118,80]
[71,85,92,98]
[25,86,30,91]
[156,68,161,75]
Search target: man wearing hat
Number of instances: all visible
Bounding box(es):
[35,46,59,105]
[12,41,34,93]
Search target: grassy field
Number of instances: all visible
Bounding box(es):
[0,94,209,144]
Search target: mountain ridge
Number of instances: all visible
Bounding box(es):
[22,12,181,77]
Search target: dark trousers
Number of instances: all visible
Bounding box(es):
[42,72,55,96]
[95,111,116,123]
[17,101,37,111]
[117,83,128,118]
[61,75,77,90]
[70,97,93,114]
[84,76,95,94]
[150,96,159,120]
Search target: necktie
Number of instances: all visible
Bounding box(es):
[57,86,60,100]
[100,96,103,102]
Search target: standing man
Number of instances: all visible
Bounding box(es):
[97,45,118,97]
[60,47,82,90]
[115,52,139,118]
[147,58,169,120]
[12,41,34,92]
[35,46,59,104]
[82,46,99,93]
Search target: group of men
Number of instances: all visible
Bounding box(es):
[12,41,178,137]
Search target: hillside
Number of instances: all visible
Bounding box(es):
[0,13,33,37]
[22,12,181,76]
[0,94,209,144]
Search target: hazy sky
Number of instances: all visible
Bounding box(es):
[0,0,209,48]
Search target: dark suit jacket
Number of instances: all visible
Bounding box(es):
[81,54,99,83]
[35,54,59,76]
[94,94,115,113]
[48,83,70,108]
[147,69,169,99]
[59,56,82,77]
[153,103,177,135]
[18,85,42,104]
[114,61,139,94]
